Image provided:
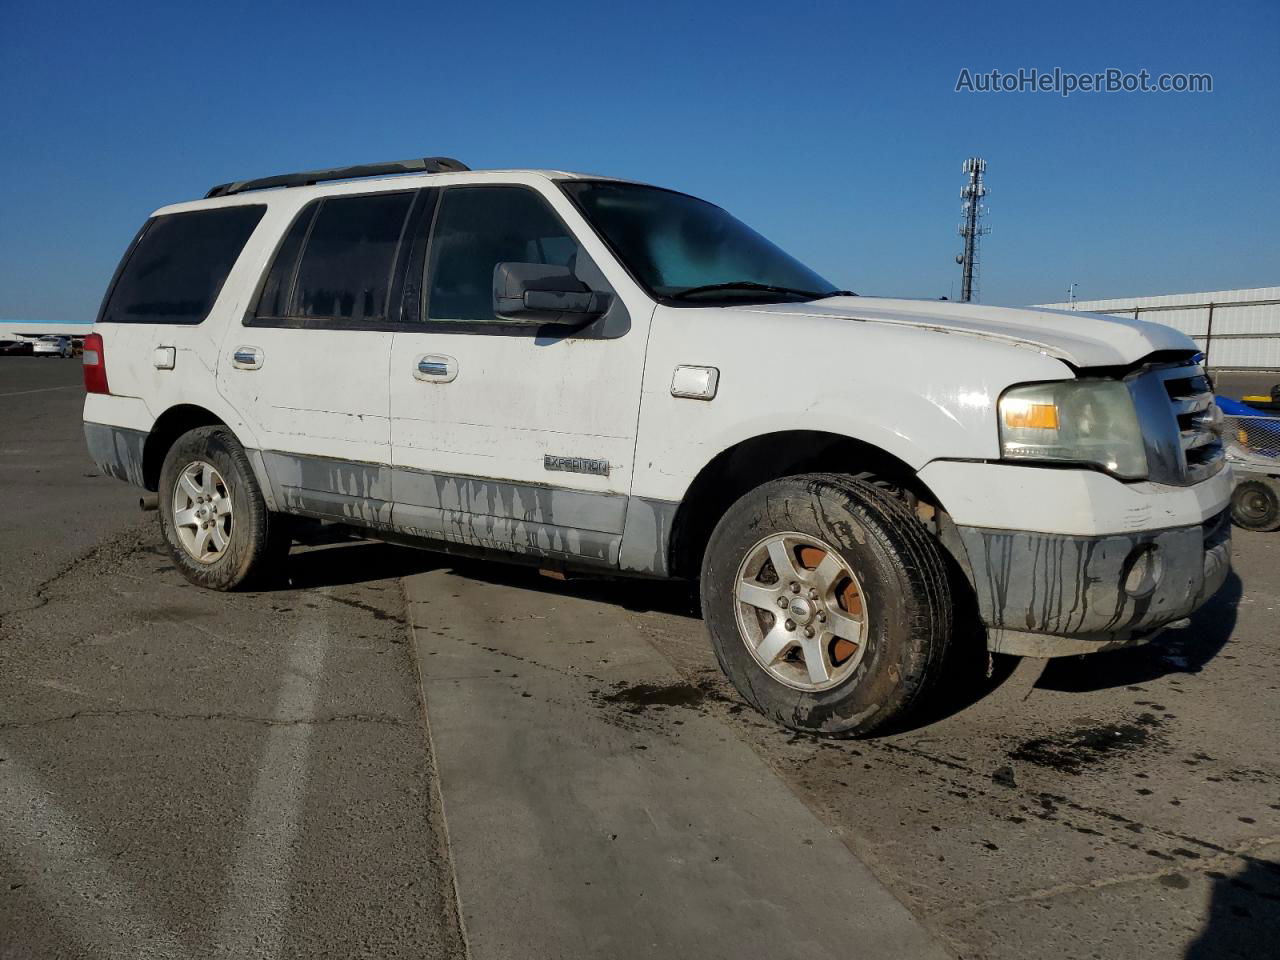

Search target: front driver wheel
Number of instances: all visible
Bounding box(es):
[701,473,953,737]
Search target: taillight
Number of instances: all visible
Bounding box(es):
[83,332,109,394]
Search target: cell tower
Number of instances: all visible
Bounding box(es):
[955,157,990,303]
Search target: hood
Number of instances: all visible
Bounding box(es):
[742,296,1196,368]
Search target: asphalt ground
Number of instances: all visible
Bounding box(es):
[1,358,465,960]
[2,355,1277,959]
[1214,370,1279,401]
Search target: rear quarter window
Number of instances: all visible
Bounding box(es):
[99,205,266,325]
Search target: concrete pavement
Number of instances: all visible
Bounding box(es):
[405,567,950,960]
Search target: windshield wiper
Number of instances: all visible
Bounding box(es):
[669,281,853,301]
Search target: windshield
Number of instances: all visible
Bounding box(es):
[560,181,840,303]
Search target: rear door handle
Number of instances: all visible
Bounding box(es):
[414,354,457,383]
[232,346,263,370]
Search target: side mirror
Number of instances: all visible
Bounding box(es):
[493,262,612,325]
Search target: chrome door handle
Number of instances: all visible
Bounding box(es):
[232,346,263,370]
[414,354,457,383]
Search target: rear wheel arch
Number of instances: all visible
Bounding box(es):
[143,405,234,491]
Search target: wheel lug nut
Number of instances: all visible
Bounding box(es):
[817,612,827,623]
[784,619,796,631]
[790,583,800,594]
[777,596,789,608]
[808,588,818,600]
[803,626,815,639]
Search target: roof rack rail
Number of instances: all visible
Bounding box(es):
[205,156,470,199]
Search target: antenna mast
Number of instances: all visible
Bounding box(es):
[956,157,990,303]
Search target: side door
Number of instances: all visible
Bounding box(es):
[217,188,424,525]
[387,180,653,567]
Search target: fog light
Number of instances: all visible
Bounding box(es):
[1123,544,1162,598]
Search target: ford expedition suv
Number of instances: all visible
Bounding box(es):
[83,156,1232,736]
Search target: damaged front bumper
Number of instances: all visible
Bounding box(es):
[955,509,1232,657]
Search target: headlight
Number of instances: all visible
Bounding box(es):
[998,380,1148,479]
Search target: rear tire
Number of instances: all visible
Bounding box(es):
[700,473,953,737]
[158,426,290,590]
[1231,476,1280,532]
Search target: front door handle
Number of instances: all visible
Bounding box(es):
[232,346,263,370]
[414,354,457,383]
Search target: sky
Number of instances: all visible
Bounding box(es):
[0,0,1276,322]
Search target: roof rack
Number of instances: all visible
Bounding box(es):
[205,156,470,199]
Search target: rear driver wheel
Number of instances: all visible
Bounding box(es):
[701,473,953,737]
[158,426,290,590]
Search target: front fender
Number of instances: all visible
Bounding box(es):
[631,305,1073,503]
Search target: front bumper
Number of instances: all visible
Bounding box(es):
[953,510,1231,657]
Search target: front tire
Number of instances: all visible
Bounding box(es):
[701,474,953,737]
[158,426,290,590]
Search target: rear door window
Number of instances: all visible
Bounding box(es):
[100,205,266,324]
[291,192,414,323]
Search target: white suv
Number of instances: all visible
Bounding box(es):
[34,335,73,358]
[83,156,1232,736]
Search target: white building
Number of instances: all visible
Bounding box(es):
[0,321,95,341]
[1037,287,1280,372]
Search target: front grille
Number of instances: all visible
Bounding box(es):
[1128,361,1226,485]
[1164,372,1224,481]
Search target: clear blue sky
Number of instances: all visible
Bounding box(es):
[1,0,1276,321]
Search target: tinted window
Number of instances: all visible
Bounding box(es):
[293,192,413,322]
[100,205,265,324]
[561,181,836,302]
[254,204,317,319]
[426,187,584,323]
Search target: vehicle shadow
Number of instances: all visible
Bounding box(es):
[1036,571,1243,693]
[1183,857,1280,959]
[270,527,701,618]
[264,531,1240,736]
[268,536,444,591]
[269,532,1011,729]
[429,555,702,619]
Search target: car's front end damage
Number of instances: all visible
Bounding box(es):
[921,351,1232,657]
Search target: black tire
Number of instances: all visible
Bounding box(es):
[700,473,953,737]
[1231,476,1280,532]
[157,426,290,590]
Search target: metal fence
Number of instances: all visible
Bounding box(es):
[1223,414,1280,465]
[1038,290,1280,372]
[1096,297,1280,372]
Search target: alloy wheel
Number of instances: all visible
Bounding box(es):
[733,532,869,692]
[171,460,234,564]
